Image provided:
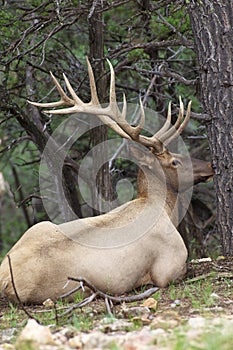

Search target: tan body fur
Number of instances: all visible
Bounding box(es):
[0,154,212,303]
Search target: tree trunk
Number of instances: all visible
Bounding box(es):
[188,1,233,255]
[88,1,113,215]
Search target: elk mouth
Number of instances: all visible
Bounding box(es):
[192,160,214,185]
[194,174,214,185]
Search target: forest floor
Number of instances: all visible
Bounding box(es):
[0,256,232,350]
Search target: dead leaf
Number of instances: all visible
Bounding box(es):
[42,298,55,308]
[142,297,158,309]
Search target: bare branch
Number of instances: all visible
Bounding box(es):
[190,111,210,121]
[109,39,193,61]
[10,162,32,227]
[155,10,190,46]
[159,69,197,86]
[0,136,31,154]
[7,255,39,322]
[57,276,159,317]
[121,64,196,86]
[4,15,82,65]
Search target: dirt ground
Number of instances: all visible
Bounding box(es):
[0,256,232,349]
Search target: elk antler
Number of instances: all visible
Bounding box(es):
[28,58,191,153]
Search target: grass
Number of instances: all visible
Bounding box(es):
[169,323,233,350]
[154,276,227,311]
[0,262,232,349]
[71,313,95,332]
[0,275,230,330]
[0,303,25,329]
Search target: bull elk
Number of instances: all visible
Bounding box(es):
[0,59,214,304]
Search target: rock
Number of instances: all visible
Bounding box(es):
[17,319,54,346]
[124,327,166,350]
[132,316,151,325]
[151,317,179,330]
[120,305,150,318]
[53,330,69,346]
[170,299,181,308]
[0,344,15,349]
[191,257,212,263]
[81,331,115,349]
[188,317,206,328]
[68,335,83,348]
[100,318,133,333]
[210,292,220,299]
[0,328,17,343]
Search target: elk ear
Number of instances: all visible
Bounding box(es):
[129,143,155,169]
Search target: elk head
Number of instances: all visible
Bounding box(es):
[28,58,213,205]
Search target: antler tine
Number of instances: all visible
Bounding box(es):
[117,95,145,140]
[27,72,74,108]
[28,59,190,150]
[137,99,146,133]
[86,57,100,106]
[106,59,146,140]
[153,101,172,140]
[158,98,185,143]
[62,73,84,107]
[137,98,191,152]
[163,100,192,146]
[157,98,184,143]
[173,96,184,129]
[173,100,191,136]
[107,58,117,106]
[27,60,136,138]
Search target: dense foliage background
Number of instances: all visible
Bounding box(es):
[0,1,229,257]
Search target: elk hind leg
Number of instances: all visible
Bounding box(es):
[151,256,187,288]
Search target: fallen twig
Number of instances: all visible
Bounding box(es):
[60,284,82,299]
[58,276,159,316]
[59,293,98,317]
[186,271,233,284]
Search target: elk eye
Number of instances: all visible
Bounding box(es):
[172,159,181,167]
